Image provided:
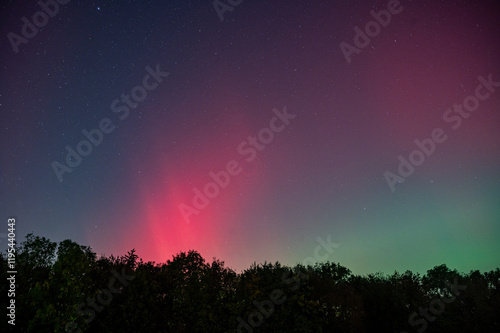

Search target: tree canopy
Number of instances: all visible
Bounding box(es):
[1,233,499,332]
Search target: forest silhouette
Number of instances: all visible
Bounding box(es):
[2,233,499,332]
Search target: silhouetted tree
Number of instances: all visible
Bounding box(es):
[3,233,499,333]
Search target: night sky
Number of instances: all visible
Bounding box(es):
[1,0,499,275]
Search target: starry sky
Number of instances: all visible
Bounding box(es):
[1,0,499,275]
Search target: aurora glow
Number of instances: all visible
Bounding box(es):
[1,0,499,275]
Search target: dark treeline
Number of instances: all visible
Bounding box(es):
[1,233,499,333]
